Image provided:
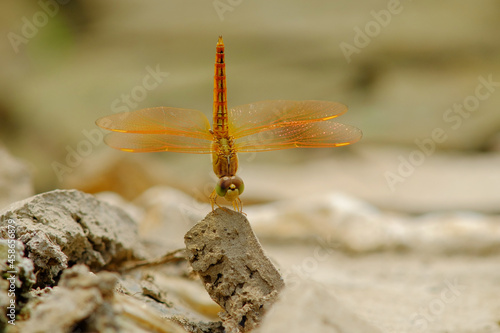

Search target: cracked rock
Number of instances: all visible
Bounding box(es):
[19,264,187,333]
[0,189,145,288]
[184,208,284,333]
[0,240,35,328]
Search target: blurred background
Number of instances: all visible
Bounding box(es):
[1,0,499,213]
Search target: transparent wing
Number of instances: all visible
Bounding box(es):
[228,100,348,139]
[96,107,213,140]
[234,120,362,152]
[103,132,213,153]
[96,107,214,153]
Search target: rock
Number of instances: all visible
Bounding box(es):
[0,145,33,210]
[0,240,35,328]
[96,186,210,256]
[257,280,382,333]
[184,209,284,333]
[115,269,224,333]
[117,272,224,332]
[0,189,145,287]
[19,265,187,333]
[21,265,119,333]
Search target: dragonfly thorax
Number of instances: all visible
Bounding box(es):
[211,137,238,178]
[218,137,232,154]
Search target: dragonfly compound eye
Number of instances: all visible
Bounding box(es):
[216,176,244,200]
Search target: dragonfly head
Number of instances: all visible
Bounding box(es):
[215,176,244,202]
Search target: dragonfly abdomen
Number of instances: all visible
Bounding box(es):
[213,36,228,137]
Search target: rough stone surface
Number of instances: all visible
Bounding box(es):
[1,185,499,332]
[0,186,499,332]
[18,265,187,333]
[0,240,35,329]
[0,189,145,287]
[184,209,285,333]
[21,265,119,333]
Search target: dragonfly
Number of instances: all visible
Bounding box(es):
[96,36,362,213]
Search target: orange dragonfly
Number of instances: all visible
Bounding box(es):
[96,36,362,213]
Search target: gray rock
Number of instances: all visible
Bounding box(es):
[185,209,284,333]
[19,265,187,333]
[0,239,35,328]
[0,189,145,287]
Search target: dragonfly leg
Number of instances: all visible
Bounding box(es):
[210,189,244,214]
[210,189,223,212]
[232,197,244,214]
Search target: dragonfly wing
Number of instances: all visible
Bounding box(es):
[234,120,362,152]
[228,100,348,139]
[96,107,213,140]
[104,132,213,153]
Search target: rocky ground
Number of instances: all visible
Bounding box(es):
[1,147,500,333]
